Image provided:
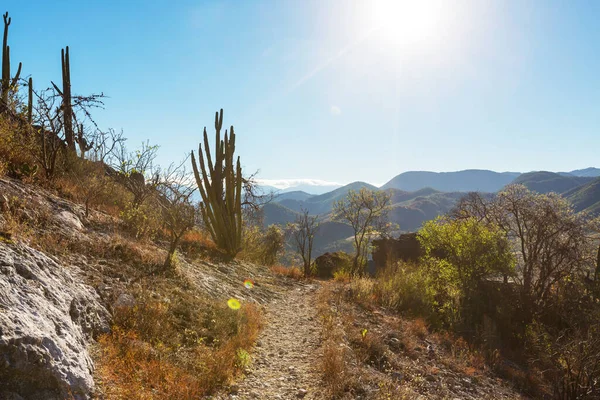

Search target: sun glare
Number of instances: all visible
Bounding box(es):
[369,0,447,50]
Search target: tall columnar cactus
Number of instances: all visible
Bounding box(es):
[61,46,75,151]
[191,109,243,258]
[27,76,32,124]
[1,12,22,111]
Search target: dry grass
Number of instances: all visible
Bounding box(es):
[96,287,263,399]
[178,229,218,259]
[270,264,304,280]
[317,284,350,398]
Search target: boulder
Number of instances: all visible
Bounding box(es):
[0,242,109,399]
[55,210,84,232]
[313,252,352,278]
[372,233,423,269]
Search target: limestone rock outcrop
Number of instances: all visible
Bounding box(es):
[0,242,109,399]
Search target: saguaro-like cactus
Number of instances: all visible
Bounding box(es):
[27,76,32,124]
[191,109,243,258]
[1,12,22,111]
[61,46,75,151]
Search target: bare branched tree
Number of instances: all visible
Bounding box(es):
[289,209,320,276]
[110,140,160,207]
[89,128,126,163]
[157,158,197,269]
[30,86,65,180]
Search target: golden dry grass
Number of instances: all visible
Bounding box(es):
[96,295,263,399]
[270,264,304,280]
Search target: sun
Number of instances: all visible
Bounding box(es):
[369,0,447,50]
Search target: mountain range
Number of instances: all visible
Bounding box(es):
[263,168,600,195]
[261,168,600,262]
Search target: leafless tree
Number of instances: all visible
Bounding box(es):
[89,128,126,163]
[157,158,197,269]
[110,140,160,207]
[290,209,320,276]
[30,86,65,180]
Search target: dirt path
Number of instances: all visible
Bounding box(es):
[224,282,323,400]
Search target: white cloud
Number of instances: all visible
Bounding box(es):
[330,105,342,116]
[256,178,343,190]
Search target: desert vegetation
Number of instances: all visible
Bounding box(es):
[327,184,600,399]
[0,10,295,399]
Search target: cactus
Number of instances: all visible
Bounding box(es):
[191,109,243,258]
[1,12,22,111]
[27,76,32,124]
[61,46,75,151]
[75,123,93,158]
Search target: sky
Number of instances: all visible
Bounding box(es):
[4,0,600,188]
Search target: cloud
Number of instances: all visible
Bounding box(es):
[330,105,342,116]
[256,178,343,190]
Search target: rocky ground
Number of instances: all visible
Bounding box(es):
[216,283,323,400]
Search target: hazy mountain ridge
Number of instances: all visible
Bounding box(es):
[512,171,594,194]
[381,169,521,192]
[564,177,600,215]
[261,168,600,261]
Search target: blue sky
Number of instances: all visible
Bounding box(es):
[4,0,600,187]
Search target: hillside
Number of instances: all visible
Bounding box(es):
[382,169,520,192]
[564,167,600,177]
[0,177,287,398]
[273,190,315,202]
[262,202,302,226]
[511,171,594,194]
[564,177,600,214]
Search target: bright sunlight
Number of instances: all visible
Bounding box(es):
[367,0,449,50]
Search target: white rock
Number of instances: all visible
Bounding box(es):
[55,210,84,231]
[0,242,109,399]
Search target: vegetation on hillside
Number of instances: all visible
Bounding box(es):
[0,11,297,398]
[331,184,600,399]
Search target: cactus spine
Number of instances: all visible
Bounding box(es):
[1,12,22,111]
[61,46,75,151]
[191,109,243,258]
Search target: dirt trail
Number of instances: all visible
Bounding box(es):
[224,282,323,400]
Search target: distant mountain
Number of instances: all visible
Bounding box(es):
[382,170,520,192]
[387,190,466,231]
[279,184,342,195]
[273,191,314,202]
[564,177,600,215]
[261,168,600,264]
[511,171,594,194]
[564,168,600,178]
[275,181,378,216]
[262,203,301,226]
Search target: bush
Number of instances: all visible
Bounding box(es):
[120,201,161,239]
[373,261,436,319]
[0,119,37,180]
[419,217,514,330]
[314,251,353,279]
[239,224,285,265]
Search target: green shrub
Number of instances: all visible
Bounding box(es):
[239,224,285,265]
[120,201,161,239]
[419,216,515,330]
